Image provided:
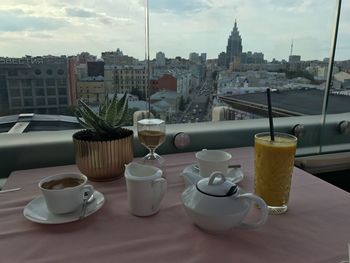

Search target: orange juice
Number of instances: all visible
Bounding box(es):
[254,133,297,213]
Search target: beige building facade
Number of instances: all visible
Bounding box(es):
[104,65,148,96]
[77,77,105,104]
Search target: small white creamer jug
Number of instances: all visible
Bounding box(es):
[125,162,167,216]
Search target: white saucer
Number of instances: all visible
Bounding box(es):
[23,191,105,224]
[182,164,244,184]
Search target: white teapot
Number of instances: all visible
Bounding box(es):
[181,171,268,233]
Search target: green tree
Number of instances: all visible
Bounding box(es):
[284,70,315,82]
[130,87,145,100]
[178,95,186,111]
[211,70,218,80]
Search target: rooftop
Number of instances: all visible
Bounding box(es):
[220,89,350,116]
[334,71,350,82]
[0,114,80,133]
[150,90,178,100]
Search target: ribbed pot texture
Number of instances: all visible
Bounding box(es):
[73,131,134,181]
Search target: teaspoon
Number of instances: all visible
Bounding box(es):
[0,188,22,194]
[79,194,95,220]
[193,164,241,171]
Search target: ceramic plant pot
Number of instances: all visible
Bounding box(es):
[73,129,134,181]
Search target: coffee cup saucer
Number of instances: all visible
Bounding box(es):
[23,190,105,224]
[182,164,244,184]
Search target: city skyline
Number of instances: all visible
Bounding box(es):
[0,1,349,61]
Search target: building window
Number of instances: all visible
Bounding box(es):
[10,89,21,97]
[8,69,18,76]
[58,88,67,95]
[34,79,44,87]
[36,98,46,106]
[35,88,45,96]
[59,97,67,105]
[46,69,53,75]
[47,98,57,105]
[46,88,56,96]
[11,98,22,107]
[57,69,64,75]
[22,79,32,87]
[24,98,34,107]
[8,79,21,87]
[46,79,55,86]
[23,88,33,97]
[57,79,67,86]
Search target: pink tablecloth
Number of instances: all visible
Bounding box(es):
[0,147,349,263]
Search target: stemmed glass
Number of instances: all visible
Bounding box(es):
[137,118,166,168]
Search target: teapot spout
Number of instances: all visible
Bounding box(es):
[181,172,202,188]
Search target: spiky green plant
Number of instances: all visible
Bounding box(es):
[75,93,129,137]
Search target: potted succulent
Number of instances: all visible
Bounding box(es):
[73,93,134,181]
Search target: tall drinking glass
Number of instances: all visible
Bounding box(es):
[137,119,166,168]
[254,132,297,214]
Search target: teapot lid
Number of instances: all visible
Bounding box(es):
[196,172,238,197]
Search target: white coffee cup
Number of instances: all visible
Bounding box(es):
[195,149,232,177]
[39,173,94,214]
[125,162,167,217]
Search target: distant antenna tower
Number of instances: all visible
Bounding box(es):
[290,39,294,56]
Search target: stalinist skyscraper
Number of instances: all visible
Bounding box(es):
[226,20,242,68]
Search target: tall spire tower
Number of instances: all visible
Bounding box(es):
[226,19,242,68]
[290,39,294,56]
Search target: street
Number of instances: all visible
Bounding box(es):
[177,68,214,123]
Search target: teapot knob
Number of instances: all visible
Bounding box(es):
[196,171,237,197]
[208,172,226,185]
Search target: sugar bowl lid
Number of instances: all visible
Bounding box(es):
[196,171,238,197]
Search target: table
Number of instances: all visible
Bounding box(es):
[1,147,349,263]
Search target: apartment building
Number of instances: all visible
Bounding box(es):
[0,56,69,115]
[77,76,105,104]
[104,64,147,96]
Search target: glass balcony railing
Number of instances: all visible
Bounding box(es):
[0,1,350,183]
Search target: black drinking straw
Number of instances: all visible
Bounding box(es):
[266,88,275,141]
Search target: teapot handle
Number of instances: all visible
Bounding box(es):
[237,193,268,228]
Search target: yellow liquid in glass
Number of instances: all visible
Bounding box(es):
[138,130,165,149]
[254,135,297,207]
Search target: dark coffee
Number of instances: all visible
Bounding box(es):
[42,177,84,190]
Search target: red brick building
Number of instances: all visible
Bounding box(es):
[68,56,78,106]
[150,74,176,93]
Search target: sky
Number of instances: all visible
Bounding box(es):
[0,0,349,61]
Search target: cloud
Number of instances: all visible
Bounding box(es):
[99,17,113,25]
[65,7,97,18]
[64,6,132,25]
[149,0,209,14]
[0,0,348,61]
[0,9,68,32]
[28,32,54,39]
